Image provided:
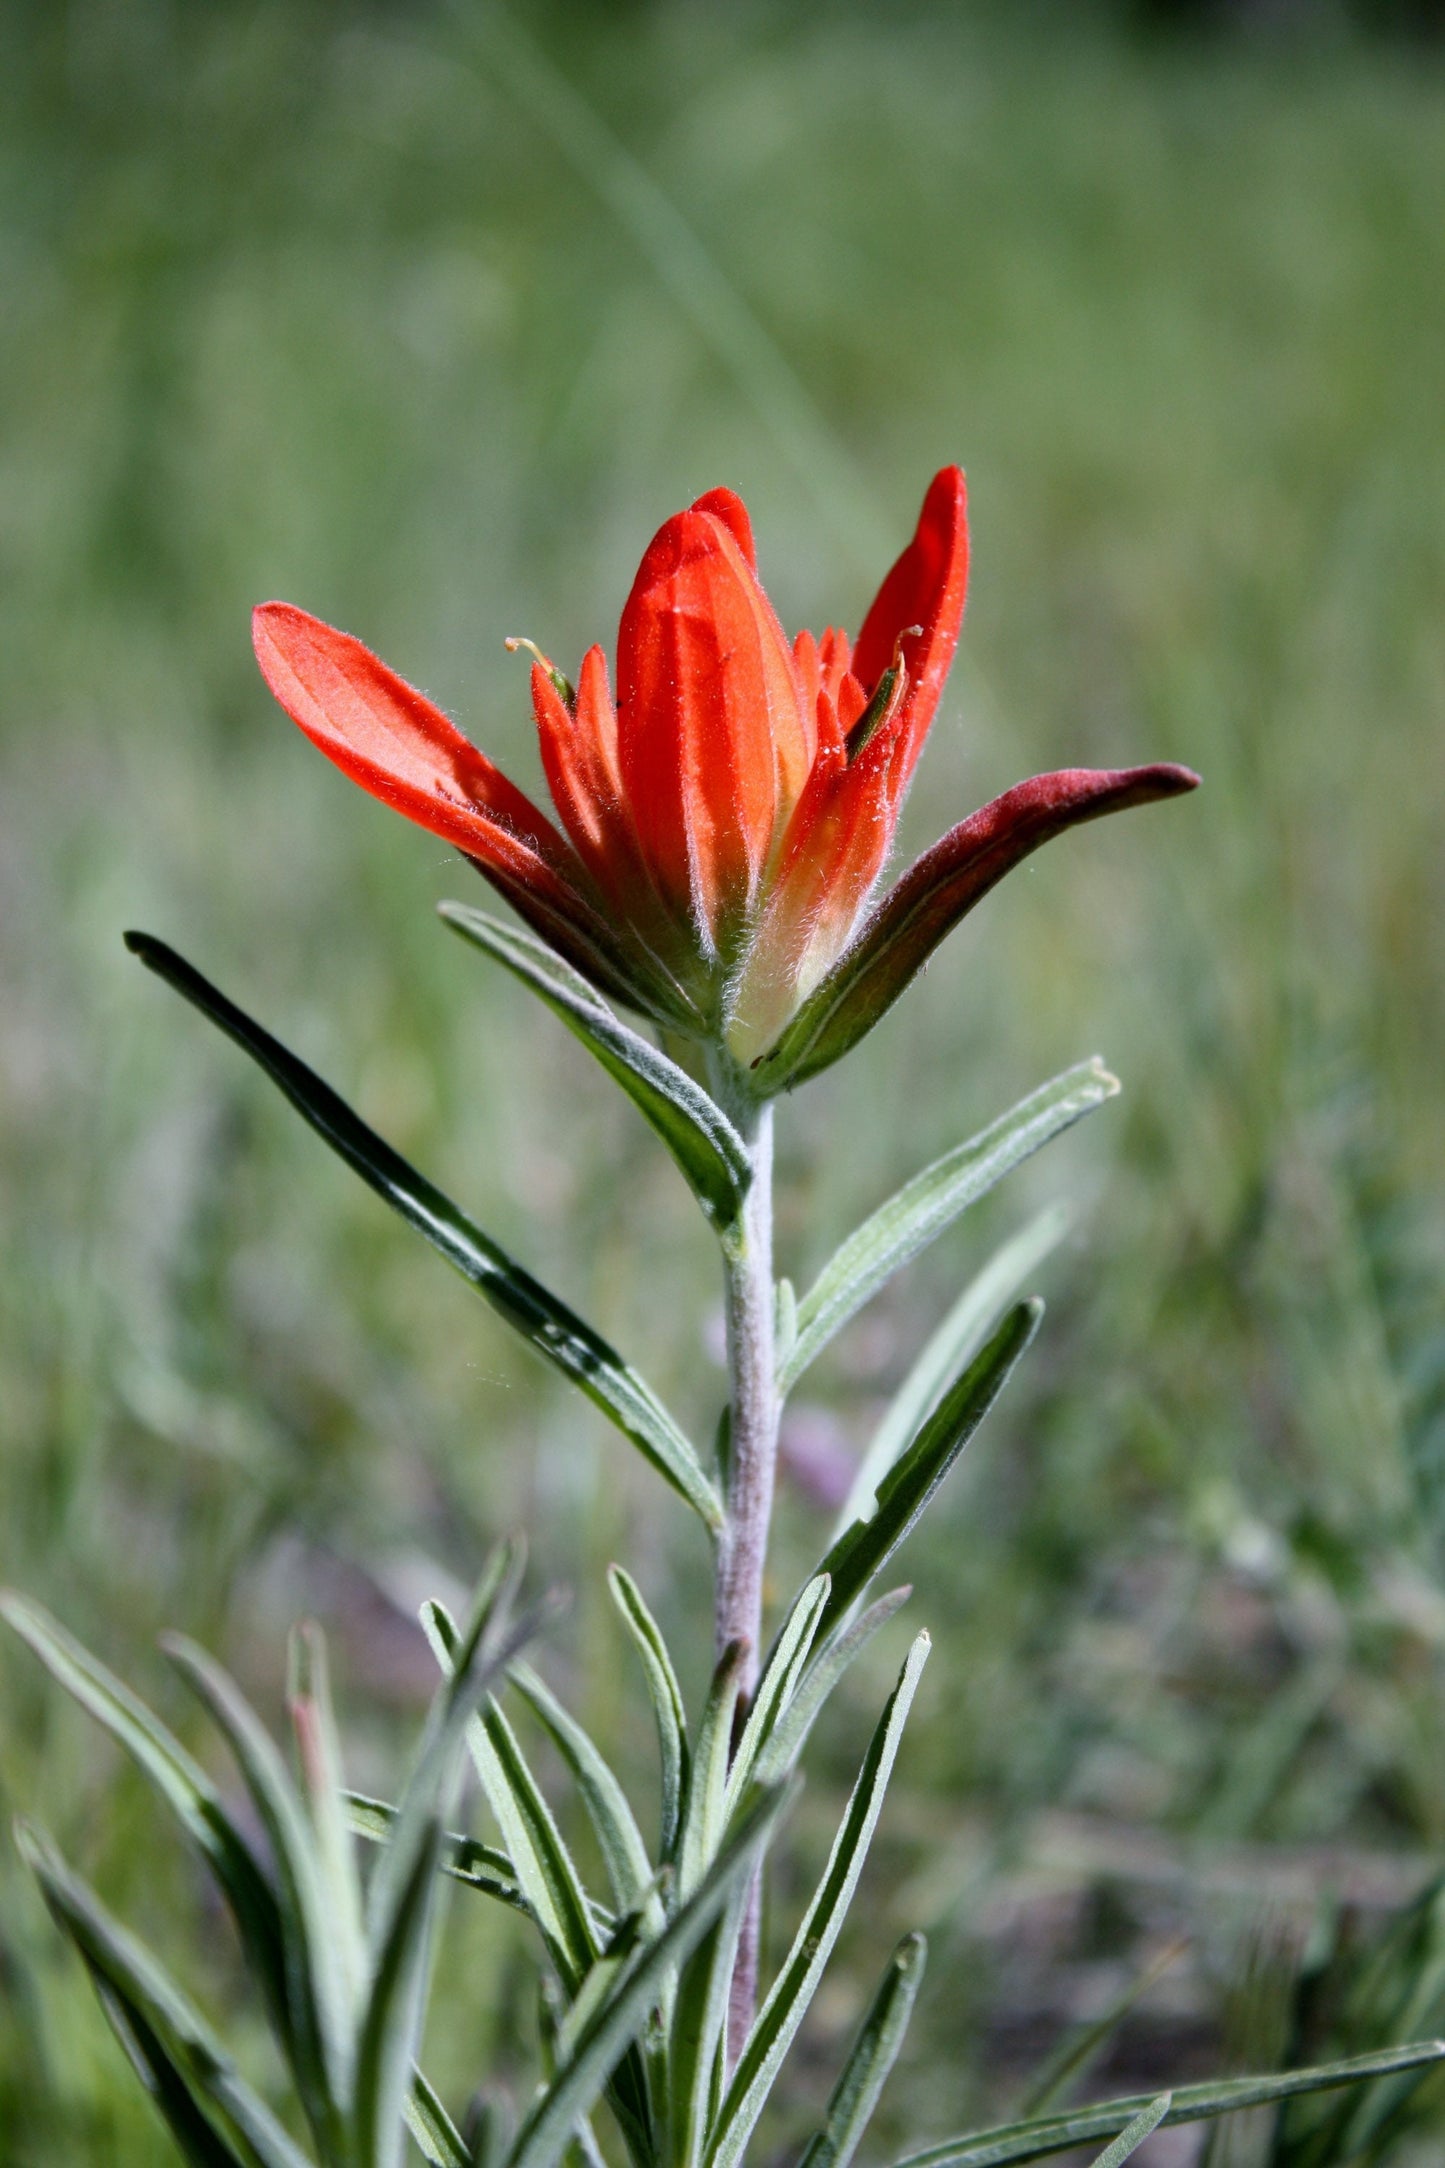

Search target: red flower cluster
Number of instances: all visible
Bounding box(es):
[254,470,1194,1077]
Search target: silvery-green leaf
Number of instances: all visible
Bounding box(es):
[441,904,751,1233]
[505,1784,792,2168]
[832,1207,1067,1541]
[811,1303,1041,1645]
[754,1589,913,1789]
[608,1567,690,1864]
[162,1634,351,2134]
[95,1981,251,2168]
[888,2043,1445,2168]
[0,1595,290,2057]
[16,1822,313,2168]
[724,1576,829,1813]
[406,2071,471,2168]
[782,1064,1113,1392]
[1085,2096,1170,2168]
[512,1663,655,1917]
[424,1600,598,1993]
[707,1634,931,2168]
[677,1643,746,1905]
[797,1935,927,2168]
[126,933,722,1536]
[345,1794,530,1918]
[287,1622,367,2016]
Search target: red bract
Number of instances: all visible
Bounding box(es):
[254,468,1197,1084]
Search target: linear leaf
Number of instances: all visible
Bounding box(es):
[708,1634,932,2168]
[357,1592,541,2168]
[0,1594,289,2048]
[287,1622,368,2018]
[725,1576,830,1814]
[126,932,722,1535]
[754,1589,913,1789]
[346,1793,531,1917]
[17,1822,314,2168]
[424,1601,599,1993]
[163,1634,352,2132]
[441,903,751,1232]
[812,1304,1041,1645]
[608,1567,689,1863]
[678,1643,747,1907]
[782,1064,1113,1391]
[833,1206,1068,1541]
[1085,2096,1170,2168]
[406,2070,471,2168]
[798,1934,927,2168]
[890,2044,1445,2168]
[506,1785,792,2168]
[95,1982,252,2168]
[512,1664,655,1917]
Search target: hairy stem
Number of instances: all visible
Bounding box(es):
[706,1084,779,2064]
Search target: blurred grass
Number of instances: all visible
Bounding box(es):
[2,0,1445,2160]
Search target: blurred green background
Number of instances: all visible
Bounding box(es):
[3,0,1445,2160]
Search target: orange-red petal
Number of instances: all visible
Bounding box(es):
[852,465,969,794]
[615,495,809,947]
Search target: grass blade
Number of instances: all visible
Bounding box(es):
[441,903,751,1232]
[125,932,723,1536]
[17,1822,314,2168]
[608,1567,690,1863]
[707,1633,932,2168]
[832,1207,1068,1542]
[812,1304,1041,1645]
[889,2043,1445,2168]
[505,1783,793,2168]
[797,1934,928,2168]
[783,1065,1111,1391]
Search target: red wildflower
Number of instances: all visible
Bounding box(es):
[253,469,1196,1083]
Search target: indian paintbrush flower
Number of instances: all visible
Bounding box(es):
[253,469,1197,1083]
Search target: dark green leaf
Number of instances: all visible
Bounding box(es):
[125,933,722,1535]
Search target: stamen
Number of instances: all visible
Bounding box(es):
[506,636,575,708]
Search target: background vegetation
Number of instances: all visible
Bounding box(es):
[3,1,1444,2160]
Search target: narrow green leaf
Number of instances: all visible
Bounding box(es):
[669,1882,751,2168]
[0,1594,289,2049]
[783,1065,1111,1391]
[708,1634,932,2168]
[125,932,723,1537]
[406,2070,471,2168]
[832,1207,1068,1541]
[754,1588,913,1789]
[162,1634,352,2130]
[95,1982,251,2168]
[357,1591,542,2168]
[889,2043,1445,2168]
[1085,2096,1170,2168]
[17,1822,315,2168]
[441,904,751,1232]
[608,1566,689,1863]
[797,1935,927,2168]
[1019,1938,1186,2119]
[678,1643,747,1905]
[813,1303,1041,1645]
[725,1576,830,1814]
[345,1793,530,1915]
[512,1663,657,1917]
[506,1785,792,2168]
[287,1622,368,2017]
[424,1601,599,1993]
